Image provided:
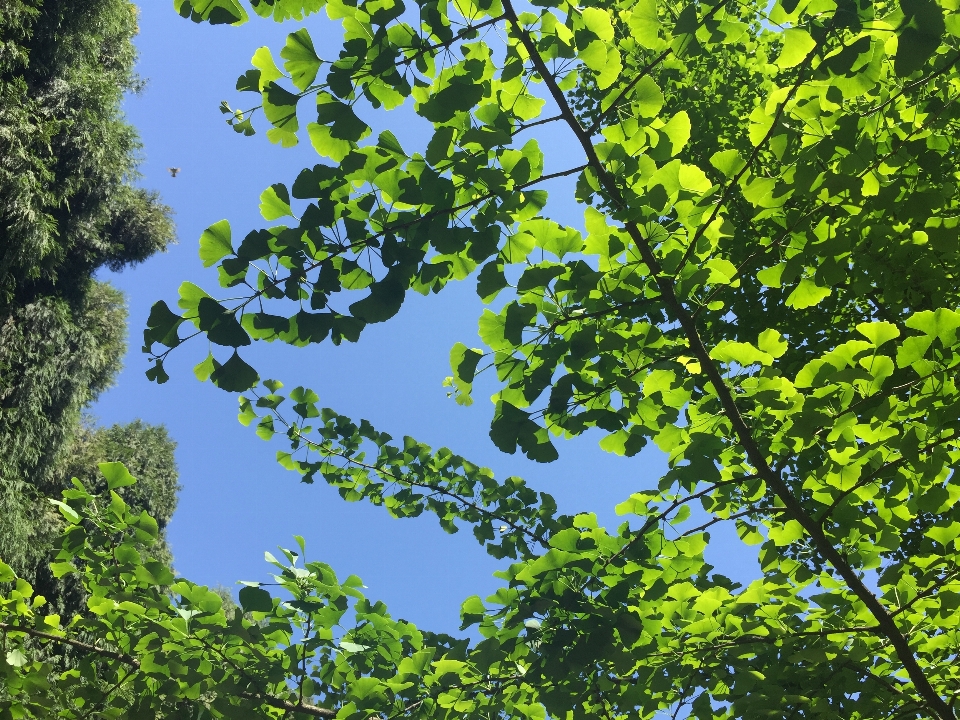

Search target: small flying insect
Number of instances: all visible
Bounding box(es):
[167,167,181,178]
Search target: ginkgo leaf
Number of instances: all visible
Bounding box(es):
[786,278,831,309]
[199,219,233,267]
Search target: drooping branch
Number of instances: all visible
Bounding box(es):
[265,405,553,551]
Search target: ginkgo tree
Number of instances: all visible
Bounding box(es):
[4,0,960,717]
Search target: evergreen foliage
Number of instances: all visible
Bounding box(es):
[0,0,179,634]
[0,0,174,313]
[0,283,126,596]
[0,0,176,493]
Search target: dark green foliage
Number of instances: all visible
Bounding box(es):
[0,416,179,625]
[33,420,179,620]
[51,419,180,560]
[0,283,128,594]
[0,0,175,313]
[0,0,179,621]
[0,0,175,486]
[0,283,126,492]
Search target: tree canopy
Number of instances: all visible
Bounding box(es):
[0,0,175,313]
[4,0,960,718]
[0,0,176,495]
[0,0,179,670]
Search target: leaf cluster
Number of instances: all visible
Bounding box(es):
[26,0,960,717]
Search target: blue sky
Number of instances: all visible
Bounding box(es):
[92,2,755,633]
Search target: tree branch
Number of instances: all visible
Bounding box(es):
[0,623,338,718]
[499,5,955,717]
[0,623,140,668]
[240,691,337,718]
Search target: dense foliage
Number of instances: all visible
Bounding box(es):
[25,420,180,620]
[4,0,960,718]
[0,0,176,498]
[0,0,179,662]
[0,0,174,313]
[0,284,126,599]
[0,0,176,546]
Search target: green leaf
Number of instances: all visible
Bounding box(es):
[710,149,746,178]
[211,351,260,392]
[263,84,300,144]
[757,329,788,358]
[679,164,712,193]
[174,0,248,25]
[580,40,608,72]
[178,281,212,317]
[490,401,559,463]
[776,28,816,68]
[538,226,583,260]
[633,76,664,118]
[6,649,27,668]
[146,359,170,384]
[756,263,785,288]
[896,335,933,368]
[426,126,456,165]
[48,562,74,579]
[308,123,351,161]
[460,595,486,628]
[378,130,406,157]
[710,340,773,367]
[260,184,293,220]
[100,462,137,490]
[581,7,614,42]
[194,353,216,382]
[655,111,691,158]
[628,0,661,48]
[198,298,251,347]
[419,76,485,123]
[895,0,945,77]
[856,321,900,348]
[926,521,960,546]
[133,511,159,542]
[449,342,483,405]
[477,262,508,302]
[340,641,371,653]
[768,520,804,546]
[281,28,321,90]
[239,585,274,612]
[145,301,183,348]
[503,230,536,263]
[905,308,960,343]
[348,272,405,323]
[135,561,174,587]
[49,499,80,524]
[251,47,283,90]
[199,219,233,267]
[785,278,831,309]
[513,93,546,121]
[316,97,369,142]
